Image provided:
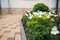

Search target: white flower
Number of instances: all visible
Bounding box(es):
[53,15,58,17]
[28,15,33,19]
[51,26,59,35]
[28,13,32,16]
[33,12,37,15]
[38,11,47,16]
[27,13,33,19]
[33,12,39,16]
[51,18,54,21]
[38,11,43,15]
[46,15,50,18]
[42,12,46,15]
[25,13,28,16]
[49,12,54,16]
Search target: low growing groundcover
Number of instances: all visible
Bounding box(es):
[22,3,60,40]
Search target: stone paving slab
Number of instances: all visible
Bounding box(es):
[0,14,23,40]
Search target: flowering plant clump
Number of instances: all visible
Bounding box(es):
[22,3,60,40]
[22,10,60,40]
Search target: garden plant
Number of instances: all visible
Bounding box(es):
[22,3,60,40]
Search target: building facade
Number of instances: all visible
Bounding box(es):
[1,0,60,14]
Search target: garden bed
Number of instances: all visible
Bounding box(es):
[21,3,60,40]
[20,19,27,40]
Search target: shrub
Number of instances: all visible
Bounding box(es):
[33,3,49,12]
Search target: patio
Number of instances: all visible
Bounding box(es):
[0,14,22,40]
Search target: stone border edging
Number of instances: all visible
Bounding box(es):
[20,19,27,40]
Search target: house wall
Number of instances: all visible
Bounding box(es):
[1,0,8,8]
[1,0,56,9]
[9,0,50,8]
[1,0,56,14]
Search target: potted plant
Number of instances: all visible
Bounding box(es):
[21,3,60,40]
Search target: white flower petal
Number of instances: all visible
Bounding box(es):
[39,11,43,15]
[33,12,37,14]
[43,12,46,15]
[52,26,57,30]
[46,16,50,18]
[33,12,39,16]
[28,15,33,19]
[54,15,58,17]
[51,26,59,35]
[49,12,54,16]
[29,13,32,16]
[51,19,54,21]
[51,31,57,35]
[25,13,28,16]
[51,30,59,35]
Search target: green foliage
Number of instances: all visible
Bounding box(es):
[22,14,58,40]
[22,3,59,40]
[33,3,49,12]
[22,15,29,27]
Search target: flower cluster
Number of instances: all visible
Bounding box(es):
[25,11,58,20]
[25,11,60,35]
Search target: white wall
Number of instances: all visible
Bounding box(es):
[1,0,8,8]
[9,0,50,8]
[1,0,56,9]
[49,0,56,9]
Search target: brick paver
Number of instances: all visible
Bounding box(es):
[0,14,22,40]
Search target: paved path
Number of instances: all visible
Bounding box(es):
[0,14,23,40]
